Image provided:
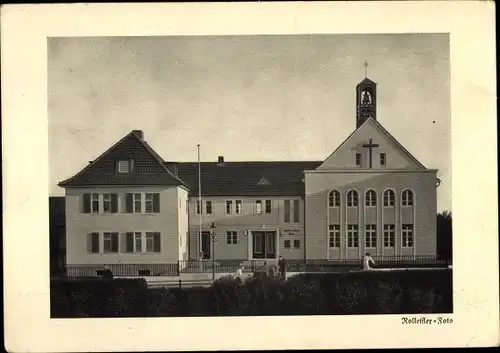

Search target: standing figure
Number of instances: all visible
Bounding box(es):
[198,251,204,272]
[278,256,287,280]
[234,264,245,285]
[268,263,279,279]
[363,252,376,271]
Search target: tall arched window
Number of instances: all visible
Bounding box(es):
[383,190,395,207]
[365,190,377,207]
[347,190,359,207]
[402,189,414,206]
[328,190,340,207]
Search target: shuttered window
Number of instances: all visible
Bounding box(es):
[103,232,119,253]
[125,232,134,253]
[284,200,291,223]
[146,232,161,253]
[87,232,100,253]
[83,193,91,213]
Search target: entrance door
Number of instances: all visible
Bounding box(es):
[201,232,211,259]
[265,232,276,259]
[252,231,276,259]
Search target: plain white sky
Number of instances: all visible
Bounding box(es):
[48,34,451,211]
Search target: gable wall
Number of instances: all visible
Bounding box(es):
[318,119,424,170]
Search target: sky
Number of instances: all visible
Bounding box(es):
[48,34,451,211]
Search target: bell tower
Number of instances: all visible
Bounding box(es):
[356,61,377,128]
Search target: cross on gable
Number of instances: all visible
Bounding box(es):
[257,177,271,185]
[362,138,380,168]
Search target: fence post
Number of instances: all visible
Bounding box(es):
[177,261,180,276]
[178,279,182,289]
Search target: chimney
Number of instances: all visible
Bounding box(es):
[217,156,225,165]
[132,130,144,140]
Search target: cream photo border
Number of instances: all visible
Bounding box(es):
[2,1,498,351]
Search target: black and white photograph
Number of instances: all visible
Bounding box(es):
[48,33,453,318]
[2,2,498,352]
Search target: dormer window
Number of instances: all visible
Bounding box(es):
[117,160,133,173]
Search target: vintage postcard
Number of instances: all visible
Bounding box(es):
[2,1,498,352]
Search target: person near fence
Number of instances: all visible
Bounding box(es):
[234,264,244,284]
[363,253,376,271]
[278,256,287,279]
[198,251,204,272]
[102,265,114,279]
[268,262,279,279]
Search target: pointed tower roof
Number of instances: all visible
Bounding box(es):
[357,77,376,85]
[58,130,190,189]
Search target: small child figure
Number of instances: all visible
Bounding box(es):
[363,253,376,271]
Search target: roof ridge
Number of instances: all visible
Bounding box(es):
[317,117,427,170]
[134,136,190,189]
[58,131,190,189]
[369,118,427,169]
[58,132,134,186]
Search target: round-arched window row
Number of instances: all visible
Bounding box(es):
[327,189,414,208]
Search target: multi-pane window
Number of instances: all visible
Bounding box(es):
[103,232,119,253]
[133,193,142,213]
[284,240,291,249]
[206,201,212,215]
[329,224,340,248]
[196,200,202,214]
[226,231,238,245]
[236,200,242,214]
[125,232,143,253]
[355,153,362,166]
[402,224,414,248]
[103,194,111,213]
[134,232,142,252]
[365,224,377,248]
[347,225,359,248]
[383,224,395,248]
[146,232,161,253]
[265,200,272,214]
[284,200,300,223]
[255,200,262,214]
[91,193,100,213]
[293,200,300,223]
[226,201,233,214]
[145,193,160,213]
[365,190,377,207]
[293,240,300,249]
[402,189,414,206]
[347,190,359,207]
[87,232,100,253]
[383,190,395,207]
[83,193,118,214]
[329,190,340,207]
[380,153,386,167]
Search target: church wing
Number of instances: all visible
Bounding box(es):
[316,117,426,170]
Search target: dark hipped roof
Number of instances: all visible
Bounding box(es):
[58,131,189,188]
[165,161,322,197]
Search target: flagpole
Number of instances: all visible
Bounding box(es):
[197,144,202,260]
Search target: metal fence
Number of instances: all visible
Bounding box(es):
[64,256,450,279]
[66,263,179,278]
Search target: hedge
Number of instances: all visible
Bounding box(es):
[51,277,149,317]
[51,270,452,317]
